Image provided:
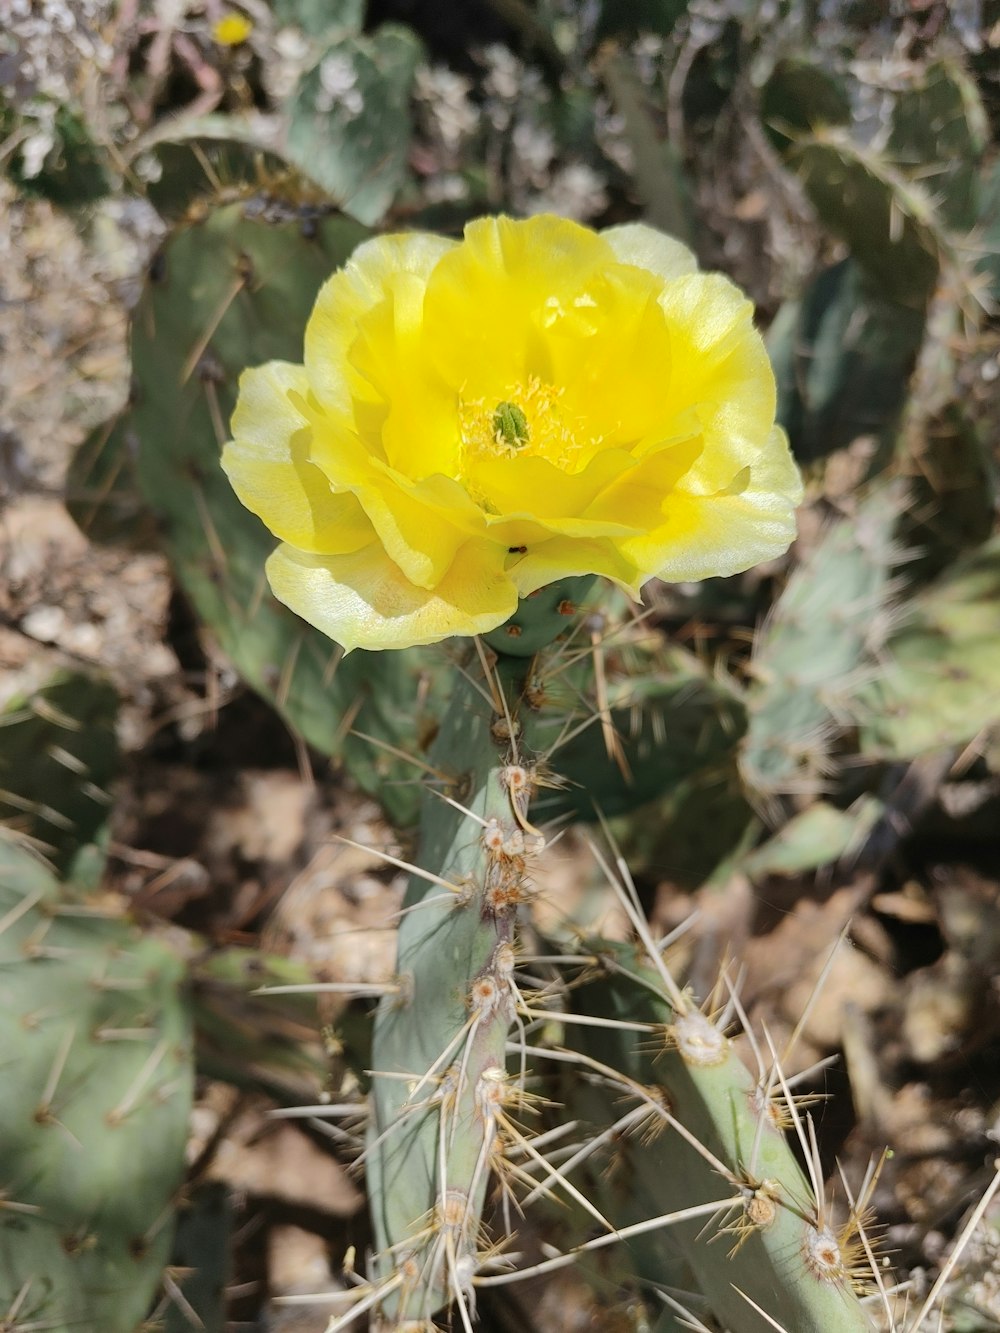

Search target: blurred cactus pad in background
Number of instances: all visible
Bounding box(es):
[4,1,1000,1330]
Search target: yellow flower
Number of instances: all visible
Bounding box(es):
[212,12,253,45]
[222,215,802,652]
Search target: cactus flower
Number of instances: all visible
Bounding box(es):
[222,215,802,651]
[211,12,253,45]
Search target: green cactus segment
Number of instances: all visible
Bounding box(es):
[787,132,940,305]
[740,485,904,806]
[0,670,119,878]
[769,259,926,465]
[368,647,549,1321]
[742,797,883,879]
[127,198,443,827]
[272,0,365,38]
[483,575,596,658]
[534,647,747,824]
[286,25,422,225]
[887,59,988,232]
[759,56,851,152]
[567,943,873,1332]
[858,536,1000,759]
[0,841,194,1333]
[66,409,159,549]
[193,947,334,1098]
[768,57,987,306]
[137,115,291,220]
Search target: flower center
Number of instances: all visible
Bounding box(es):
[458,375,597,480]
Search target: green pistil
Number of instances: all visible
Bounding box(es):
[492,401,529,448]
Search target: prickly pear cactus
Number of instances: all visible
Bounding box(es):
[0,839,194,1333]
[740,484,905,807]
[567,940,873,1332]
[768,259,926,466]
[364,588,876,1329]
[859,534,1000,758]
[762,52,988,311]
[72,197,755,840]
[367,586,585,1322]
[0,669,119,878]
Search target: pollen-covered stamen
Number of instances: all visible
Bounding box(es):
[492,401,529,447]
[457,375,600,477]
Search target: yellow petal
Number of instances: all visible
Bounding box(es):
[303,407,484,591]
[651,273,776,483]
[468,449,637,526]
[348,269,461,478]
[538,262,676,453]
[344,465,483,591]
[508,537,644,599]
[422,215,618,398]
[584,438,705,529]
[305,234,458,474]
[266,538,518,652]
[601,223,699,282]
[626,426,803,582]
[222,362,373,554]
[225,215,804,651]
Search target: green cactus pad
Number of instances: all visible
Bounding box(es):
[0,840,194,1332]
[0,670,119,878]
[768,259,926,465]
[567,942,874,1331]
[286,25,422,225]
[760,56,851,152]
[164,1184,231,1333]
[858,535,1000,758]
[65,409,158,550]
[368,649,537,1320]
[533,645,747,824]
[483,576,596,658]
[741,485,905,806]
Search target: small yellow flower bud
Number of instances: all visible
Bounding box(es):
[212,12,253,45]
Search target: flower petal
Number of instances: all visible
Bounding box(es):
[346,465,485,591]
[625,426,803,581]
[602,223,699,282]
[222,362,373,554]
[508,537,644,599]
[304,231,456,477]
[422,214,618,396]
[468,448,637,526]
[265,538,518,652]
[651,273,776,482]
